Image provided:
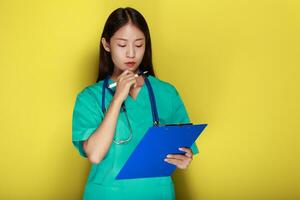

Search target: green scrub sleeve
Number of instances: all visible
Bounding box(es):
[72,88,103,158]
[171,86,199,155]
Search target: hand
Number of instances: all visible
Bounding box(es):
[164,147,193,169]
[113,70,137,103]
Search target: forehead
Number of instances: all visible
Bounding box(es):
[111,23,145,41]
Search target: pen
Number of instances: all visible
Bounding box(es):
[108,71,148,89]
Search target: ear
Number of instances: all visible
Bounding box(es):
[101,38,110,52]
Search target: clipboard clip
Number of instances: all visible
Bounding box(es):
[160,123,193,127]
[153,121,159,126]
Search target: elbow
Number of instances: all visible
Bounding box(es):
[88,157,100,164]
[83,140,105,164]
[87,153,103,164]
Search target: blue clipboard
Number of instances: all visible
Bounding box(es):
[115,123,207,180]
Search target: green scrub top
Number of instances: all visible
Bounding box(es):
[72,75,199,200]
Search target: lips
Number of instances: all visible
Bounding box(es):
[125,62,136,64]
[125,62,136,67]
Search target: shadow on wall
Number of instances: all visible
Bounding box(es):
[173,169,194,200]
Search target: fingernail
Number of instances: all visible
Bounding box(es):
[167,154,171,158]
[179,148,183,150]
[164,159,168,162]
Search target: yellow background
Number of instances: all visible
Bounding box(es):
[0,0,299,199]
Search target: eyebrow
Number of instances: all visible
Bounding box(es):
[115,38,145,41]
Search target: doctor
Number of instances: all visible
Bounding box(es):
[72,7,199,200]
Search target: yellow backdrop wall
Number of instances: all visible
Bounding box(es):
[0,0,299,199]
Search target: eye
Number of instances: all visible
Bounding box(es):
[135,44,144,48]
[117,44,126,47]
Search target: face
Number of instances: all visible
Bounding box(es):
[102,23,146,76]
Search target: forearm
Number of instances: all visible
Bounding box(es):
[83,98,122,164]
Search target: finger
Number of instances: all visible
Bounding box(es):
[166,154,186,161]
[120,73,136,82]
[127,78,137,88]
[164,158,182,167]
[168,154,192,163]
[164,158,190,169]
[117,70,133,81]
[121,69,132,75]
[118,74,136,84]
[123,70,134,77]
[179,147,193,157]
[124,77,137,85]
[184,151,193,158]
[126,75,138,81]
[133,81,138,88]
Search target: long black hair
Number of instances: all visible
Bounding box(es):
[97,7,156,82]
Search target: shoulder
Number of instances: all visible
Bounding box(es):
[147,75,178,94]
[74,80,104,104]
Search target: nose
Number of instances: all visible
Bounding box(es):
[126,44,135,58]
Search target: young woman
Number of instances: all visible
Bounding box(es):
[72,7,199,200]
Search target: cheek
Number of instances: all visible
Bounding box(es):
[111,49,125,63]
[136,48,146,60]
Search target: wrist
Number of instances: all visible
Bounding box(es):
[111,97,123,107]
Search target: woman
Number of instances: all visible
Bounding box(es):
[72,7,199,200]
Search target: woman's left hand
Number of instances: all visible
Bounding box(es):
[164,147,193,169]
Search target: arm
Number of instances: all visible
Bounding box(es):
[164,85,198,169]
[83,98,122,164]
[82,70,137,164]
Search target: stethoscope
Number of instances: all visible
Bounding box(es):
[101,74,160,144]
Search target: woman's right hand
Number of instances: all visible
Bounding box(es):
[113,70,137,103]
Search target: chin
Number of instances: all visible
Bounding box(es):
[127,67,139,72]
